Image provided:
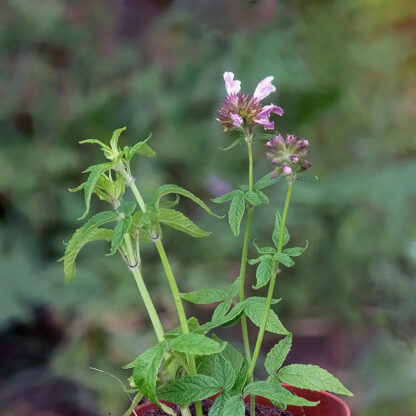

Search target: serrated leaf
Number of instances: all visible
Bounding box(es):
[244,381,318,407]
[226,276,241,298]
[219,340,244,374]
[208,394,227,416]
[230,359,248,395]
[254,189,269,204]
[109,216,132,255]
[274,253,295,267]
[212,298,232,321]
[181,288,228,304]
[219,136,244,151]
[198,302,244,333]
[153,184,221,218]
[157,375,221,406]
[244,297,288,335]
[253,255,275,289]
[265,335,292,376]
[222,396,245,416]
[253,240,276,255]
[247,254,268,265]
[159,208,211,238]
[132,341,167,404]
[124,134,155,160]
[61,211,118,283]
[212,190,239,204]
[168,333,225,355]
[245,190,265,207]
[117,200,136,216]
[80,162,116,219]
[278,364,353,396]
[283,241,309,257]
[254,171,280,190]
[198,354,236,391]
[110,126,126,153]
[228,191,245,236]
[272,212,290,248]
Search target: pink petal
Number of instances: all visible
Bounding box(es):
[223,72,241,96]
[254,118,274,130]
[257,104,284,118]
[230,113,243,128]
[253,76,276,101]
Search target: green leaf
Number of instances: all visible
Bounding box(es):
[272,212,290,248]
[110,126,127,153]
[132,342,167,404]
[168,333,225,355]
[254,171,280,190]
[218,396,245,416]
[159,194,180,208]
[226,276,241,298]
[123,134,155,160]
[219,341,244,374]
[278,364,353,396]
[247,254,268,265]
[153,184,221,218]
[254,189,269,204]
[159,208,211,238]
[212,190,239,204]
[165,317,200,339]
[79,138,112,154]
[265,335,292,376]
[68,182,85,193]
[253,240,276,255]
[61,211,118,283]
[109,215,132,255]
[253,255,275,289]
[283,241,309,257]
[198,302,244,333]
[157,375,221,406]
[117,200,136,216]
[80,162,116,219]
[230,359,248,395]
[212,298,232,321]
[244,381,318,407]
[245,190,265,207]
[274,253,295,267]
[181,288,228,304]
[244,297,288,335]
[228,191,245,236]
[219,136,244,151]
[208,394,227,416]
[198,354,236,391]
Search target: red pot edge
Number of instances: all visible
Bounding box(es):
[129,384,351,416]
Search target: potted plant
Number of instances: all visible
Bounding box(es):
[62,71,352,416]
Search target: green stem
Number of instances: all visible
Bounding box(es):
[238,142,255,362]
[246,182,293,381]
[123,234,165,343]
[123,171,203,416]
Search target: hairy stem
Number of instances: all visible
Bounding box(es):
[246,183,293,381]
[123,170,203,416]
[123,234,165,343]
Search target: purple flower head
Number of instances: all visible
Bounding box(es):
[216,72,283,132]
[265,133,312,181]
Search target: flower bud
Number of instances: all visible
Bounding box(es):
[286,134,297,146]
[282,164,292,176]
[296,139,309,150]
[290,154,299,164]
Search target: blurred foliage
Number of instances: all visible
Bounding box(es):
[0,0,415,414]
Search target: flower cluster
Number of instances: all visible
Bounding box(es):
[216,72,283,132]
[266,133,311,180]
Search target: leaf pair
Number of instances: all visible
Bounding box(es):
[212,172,279,236]
[264,335,353,397]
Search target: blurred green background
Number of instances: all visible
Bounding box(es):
[1,0,415,415]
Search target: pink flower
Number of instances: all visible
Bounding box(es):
[216,72,283,132]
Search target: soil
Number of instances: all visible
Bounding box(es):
[141,398,294,416]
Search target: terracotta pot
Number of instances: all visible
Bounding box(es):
[130,384,351,416]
